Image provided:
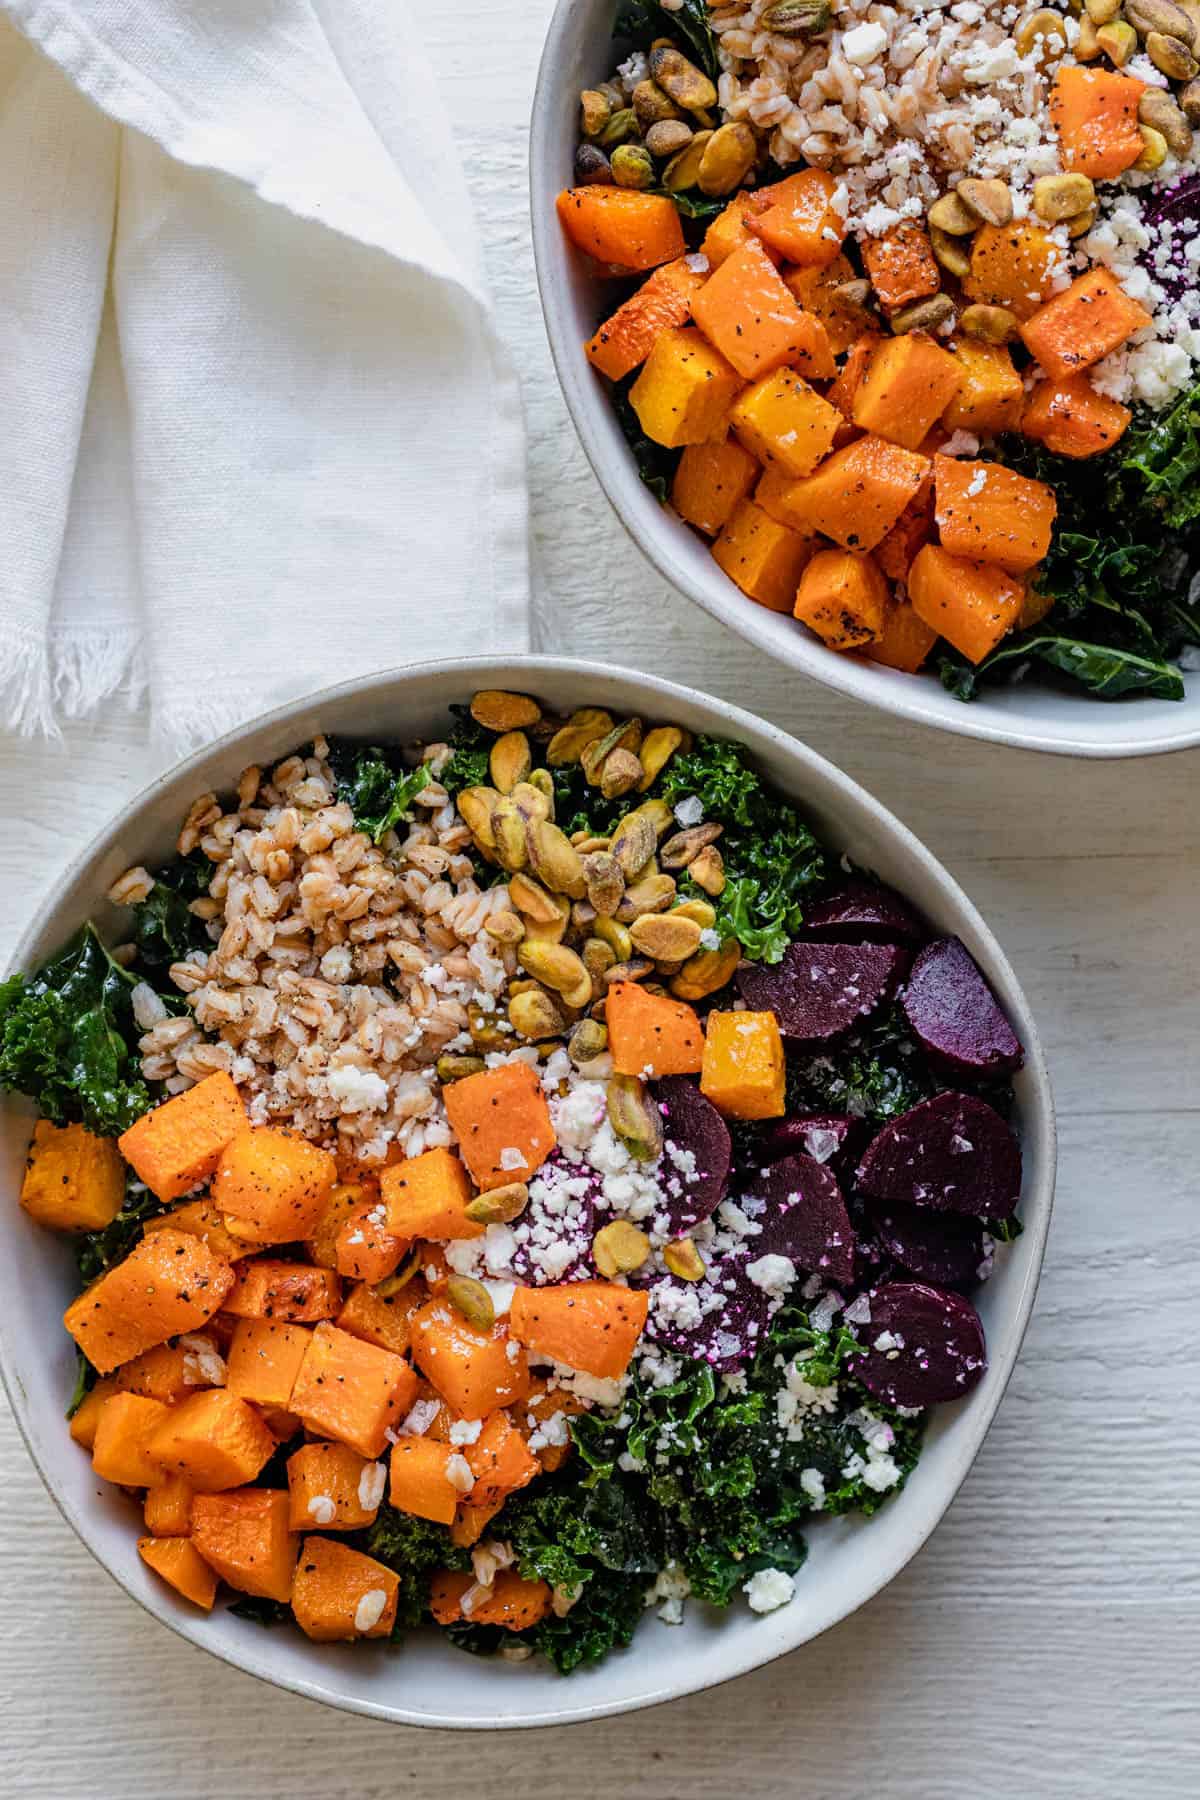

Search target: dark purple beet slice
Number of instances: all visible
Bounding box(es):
[864,1200,985,1291]
[801,878,926,944]
[737,940,906,1043]
[1142,173,1200,304]
[645,1261,771,1371]
[856,1091,1021,1218]
[901,936,1023,1077]
[657,1076,733,1234]
[759,1113,864,1178]
[847,1281,986,1406]
[740,1153,856,1285]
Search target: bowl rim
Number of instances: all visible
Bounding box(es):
[0,653,1057,1728]
[527,0,1200,762]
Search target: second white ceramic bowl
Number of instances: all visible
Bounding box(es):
[0,657,1054,1727]
[529,0,1199,758]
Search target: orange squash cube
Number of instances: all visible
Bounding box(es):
[138,1535,219,1611]
[866,602,940,674]
[671,435,759,537]
[451,1498,506,1549]
[628,325,743,448]
[305,1181,372,1270]
[289,1321,418,1458]
[965,222,1062,322]
[191,1488,298,1603]
[1051,66,1146,180]
[794,549,890,650]
[509,1282,649,1381]
[712,498,815,614]
[701,191,773,270]
[828,332,882,423]
[440,1065,556,1192]
[1022,374,1131,458]
[212,1126,336,1246]
[224,1317,313,1409]
[933,454,1057,573]
[221,1258,342,1322]
[144,1474,194,1537]
[693,239,835,380]
[410,1301,531,1416]
[20,1119,125,1232]
[943,338,1025,436]
[288,1440,386,1531]
[908,543,1025,663]
[466,1412,540,1510]
[145,1387,277,1491]
[862,225,940,311]
[729,371,841,478]
[381,1144,481,1241]
[748,168,846,267]
[700,1010,786,1120]
[116,1339,217,1406]
[585,258,705,381]
[92,1392,174,1487]
[388,1435,461,1525]
[852,334,964,452]
[875,482,935,582]
[337,1279,424,1357]
[143,1200,252,1262]
[783,254,864,357]
[64,1229,234,1375]
[335,1200,409,1285]
[68,1375,118,1450]
[1019,269,1152,381]
[606,980,704,1078]
[773,435,930,552]
[555,187,686,273]
[291,1536,401,1642]
[118,1071,247,1203]
[429,1568,551,1631]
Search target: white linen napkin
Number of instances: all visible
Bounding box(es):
[0,0,529,748]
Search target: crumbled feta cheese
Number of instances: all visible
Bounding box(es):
[646,1564,692,1625]
[444,1452,475,1494]
[842,20,887,63]
[358,1462,388,1512]
[448,1418,483,1446]
[353,1588,389,1633]
[673,795,704,827]
[746,1252,798,1300]
[326,1063,389,1113]
[307,1494,337,1525]
[744,1568,795,1614]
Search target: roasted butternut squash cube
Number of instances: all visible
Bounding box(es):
[794,549,890,650]
[410,1301,531,1416]
[965,222,1062,322]
[748,168,846,268]
[862,225,940,311]
[212,1126,336,1246]
[508,1281,649,1381]
[388,1435,461,1525]
[138,1535,218,1611]
[700,1010,786,1120]
[1022,374,1131,458]
[439,1065,556,1192]
[875,483,935,582]
[288,1440,386,1531]
[116,1338,219,1406]
[671,435,759,537]
[143,1474,194,1537]
[828,332,882,422]
[429,1568,551,1631]
[337,1279,424,1358]
[729,370,841,478]
[224,1317,313,1409]
[783,253,863,356]
[606,980,704,1078]
[118,1071,247,1202]
[555,186,686,272]
[933,454,1057,573]
[908,543,1024,663]
[381,1144,481,1241]
[772,435,930,552]
[628,325,743,448]
[292,1536,400,1641]
[943,338,1024,436]
[451,1498,506,1549]
[1051,66,1146,180]
[192,1488,298,1602]
[289,1321,418,1458]
[585,258,705,381]
[145,1387,277,1491]
[466,1412,540,1510]
[1019,269,1152,382]
[143,1200,251,1261]
[222,1258,342,1322]
[852,334,964,451]
[693,239,835,380]
[64,1229,234,1374]
[92,1392,174,1487]
[335,1200,409,1285]
[68,1375,118,1450]
[866,602,939,674]
[712,498,814,614]
[701,190,772,270]
[20,1120,125,1232]
[305,1181,372,1271]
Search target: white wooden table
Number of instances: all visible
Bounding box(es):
[3,8,1199,1794]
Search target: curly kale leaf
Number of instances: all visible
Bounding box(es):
[661,737,829,962]
[1117,379,1200,529]
[445,1565,648,1674]
[128,854,212,980]
[614,0,719,78]
[440,705,493,795]
[75,1179,169,1287]
[0,924,150,1136]
[365,1504,471,1630]
[326,738,431,843]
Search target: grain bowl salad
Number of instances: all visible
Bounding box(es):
[556,0,1200,702]
[5,693,1026,1669]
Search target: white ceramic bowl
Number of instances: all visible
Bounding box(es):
[0,657,1055,1727]
[529,3,1199,758]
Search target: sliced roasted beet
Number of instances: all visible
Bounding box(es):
[737,940,906,1043]
[856,1091,1021,1218]
[901,936,1023,1077]
[802,878,926,944]
[864,1200,985,1291]
[657,1076,733,1234]
[740,1153,856,1285]
[759,1112,864,1178]
[645,1261,771,1371]
[847,1281,986,1406]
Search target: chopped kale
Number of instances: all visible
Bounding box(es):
[0,924,150,1136]
[128,855,212,980]
[326,738,431,843]
[614,0,719,79]
[440,705,493,795]
[366,1505,471,1629]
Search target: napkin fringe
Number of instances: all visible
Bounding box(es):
[0,622,143,737]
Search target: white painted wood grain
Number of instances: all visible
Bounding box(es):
[1,3,1199,1793]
